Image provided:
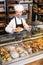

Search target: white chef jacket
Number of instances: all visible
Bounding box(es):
[5,17,31,34]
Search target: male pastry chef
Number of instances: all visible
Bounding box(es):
[5,4,32,34]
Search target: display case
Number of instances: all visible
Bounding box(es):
[0,30,43,65]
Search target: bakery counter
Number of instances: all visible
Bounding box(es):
[0,35,43,65]
[0,28,43,43]
[0,30,32,44]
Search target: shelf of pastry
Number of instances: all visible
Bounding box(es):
[0,30,5,32]
[33,8,43,15]
[0,23,5,27]
[9,13,15,17]
[9,13,30,19]
[0,13,5,17]
[20,1,32,4]
[37,13,43,15]
[0,4,4,7]
[0,36,43,65]
[0,7,5,13]
[9,10,30,14]
[34,12,43,15]
[34,0,43,2]
[0,1,5,8]
[0,20,5,23]
[38,9,43,13]
[2,51,43,65]
[7,0,17,4]
[8,4,15,7]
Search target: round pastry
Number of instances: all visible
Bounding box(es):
[15,46,24,53]
[39,45,43,50]
[10,52,19,59]
[2,56,6,62]
[23,51,28,56]
[4,46,15,52]
[7,57,12,61]
[20,53,26,57]
[27,48,32,54]
[1,48,8,55]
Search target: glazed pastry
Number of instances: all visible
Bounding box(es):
[2,56,6,62]
[1,48,12,62]
[23,41,32,48]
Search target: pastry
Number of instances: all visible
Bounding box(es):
[7,57,12,61]
[22,41,32,48]
[15,27,23,32]
[2,56,6,62]
[15,46,24,54]
[20,53,26,57]
[4,45,15,52]
[1,48,12,62]
[27,48,32,54]
[10,51,19,59]
[23,51,28,56]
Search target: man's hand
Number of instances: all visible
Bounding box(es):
[13,28,17,32]
[28,25,32,29]
[28,25,32,32]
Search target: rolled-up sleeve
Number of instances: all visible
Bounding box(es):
[5,26,14,34]
[5,19,15,34]
[22,18,31,32]
[22,18,29,28]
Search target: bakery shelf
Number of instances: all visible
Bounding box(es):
[2,51,43,65]
[0,14,5,17]
[0,30,5,32]
[0,8,5,13]
[37,13,43,15]
[33,2,43,5]
[0,23,5,27]
[8,4,15,7]
[0,21,5,23]
[0,4,4,7]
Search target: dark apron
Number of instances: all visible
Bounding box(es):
[14,17,24,40]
